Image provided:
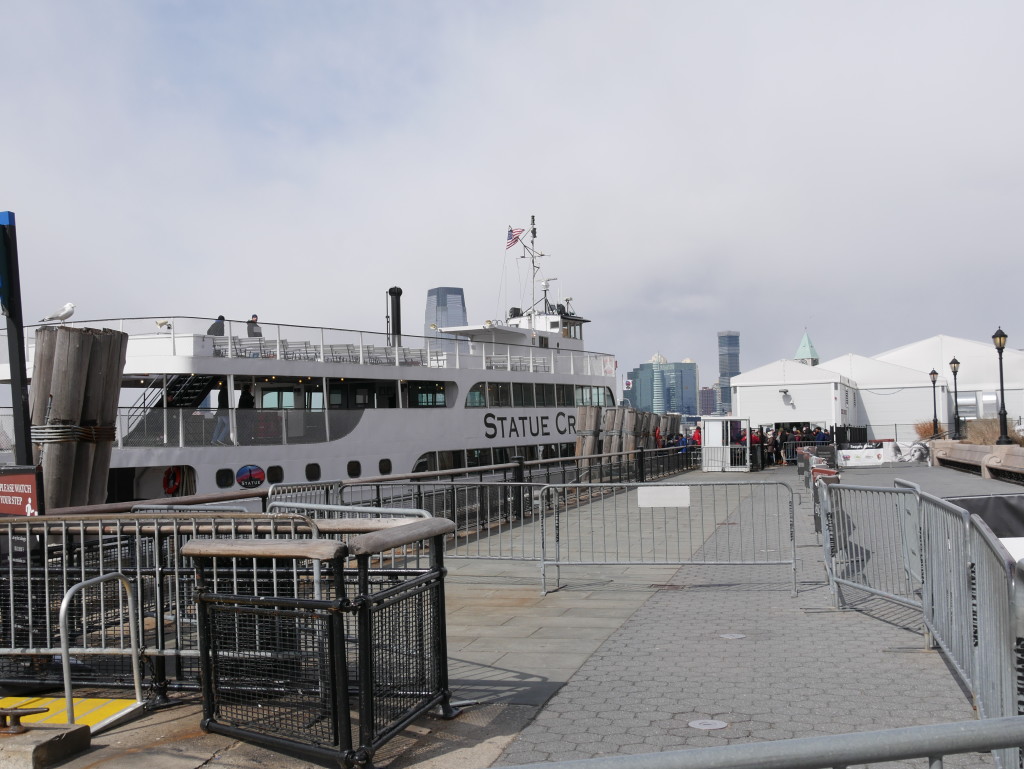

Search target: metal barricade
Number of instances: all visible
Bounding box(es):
[539,482,797,595]
[969,517,1024,769]
[183,518,459,768]
[820,484,922,611]
[0,510,316,694]
[339,481,551,561]
[917,493,973,694]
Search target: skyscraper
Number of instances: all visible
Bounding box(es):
[717,330,740,414]
[425,287,468,352]
[623,355,699,415]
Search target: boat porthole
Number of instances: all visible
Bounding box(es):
[305,463,321,482]
[347,461,361,479]
[378,458,392,476]
[214,469,234,489]
[267,466,284,484]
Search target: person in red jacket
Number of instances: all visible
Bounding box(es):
[691,425,702,446]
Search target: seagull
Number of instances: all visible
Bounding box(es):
[39,302,75,323]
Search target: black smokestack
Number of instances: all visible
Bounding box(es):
[388,286,403,345]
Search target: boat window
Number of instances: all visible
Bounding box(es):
[262,388,295,408]
[437,450,465,471]
[305,463,321,482]
[306,391,324,409]
[267,466,284,484]
[378,458,392,475]
[215,469,234,489]
[536,384,555,407]
[602,387,614,406]
[517,445,538,461]
[487,382,511,407]
[513,383,535,407]
[575,385,592,406]
[492,446,511,464]
[538,336,549,348]
[556,384,574,407]
[466,382,487,408]
[467,448,492,467]
[560,442,575,457]
[408,381,447,407]
[413,452,437,473]
[347,461,361,478]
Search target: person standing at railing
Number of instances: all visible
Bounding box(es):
[246,314,262,338]
[207,315,225,335]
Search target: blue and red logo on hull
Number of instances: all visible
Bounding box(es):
[236,465,266,489]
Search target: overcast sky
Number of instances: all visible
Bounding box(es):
[3,1,1022,391]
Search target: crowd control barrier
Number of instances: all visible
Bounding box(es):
[538,482,797,595]
[818,478,1024,768]
[0,504,431,698]
[182,517,459,768]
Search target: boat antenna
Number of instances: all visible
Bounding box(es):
[518,214,550,330]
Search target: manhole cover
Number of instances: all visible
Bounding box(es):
[720,633,746,640]
[689,719,728,730]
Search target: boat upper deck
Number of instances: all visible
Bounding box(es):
[2,315,617,381]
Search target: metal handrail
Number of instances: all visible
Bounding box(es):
[58,573,143,724]
[493,716,1024,769]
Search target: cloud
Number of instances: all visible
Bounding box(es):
[2,0,1023,389]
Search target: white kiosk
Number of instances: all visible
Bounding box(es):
[701,417,751,472]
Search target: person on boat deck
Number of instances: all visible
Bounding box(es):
[236,384,255,444]
[211,384,231,445]
[246,314,262,337]
[691,425,701,446]
[207,315,225,335]
[238,384,255,409]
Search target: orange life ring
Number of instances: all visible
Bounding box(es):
[163,466,182,496]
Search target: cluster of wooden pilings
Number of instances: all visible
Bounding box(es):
[575,406,683,459]
[29,326,128,510]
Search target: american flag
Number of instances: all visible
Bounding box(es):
[506,226,525,250]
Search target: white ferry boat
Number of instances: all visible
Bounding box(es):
[1,276,616,504]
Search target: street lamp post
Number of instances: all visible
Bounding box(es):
[929,369,939,437]
[993,327,1013,445]
[949,357,961,440]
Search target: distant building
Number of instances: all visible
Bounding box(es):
[699,386,717,416]
[795,332,820,366]
[425,287,468,352]
[623,355,699,415]
[718,330,740,414]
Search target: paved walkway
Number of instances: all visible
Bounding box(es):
[7,464,1020,768]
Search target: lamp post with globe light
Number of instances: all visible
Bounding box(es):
[993,328,1013,445]
[949,357,961,440]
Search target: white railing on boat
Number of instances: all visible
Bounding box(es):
[8,315,616,379]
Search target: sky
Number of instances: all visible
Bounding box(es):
[2,1,1023,392]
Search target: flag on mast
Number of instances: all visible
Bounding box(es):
[506,226,525,250]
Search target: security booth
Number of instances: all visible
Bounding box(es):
[700,417,751,472]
